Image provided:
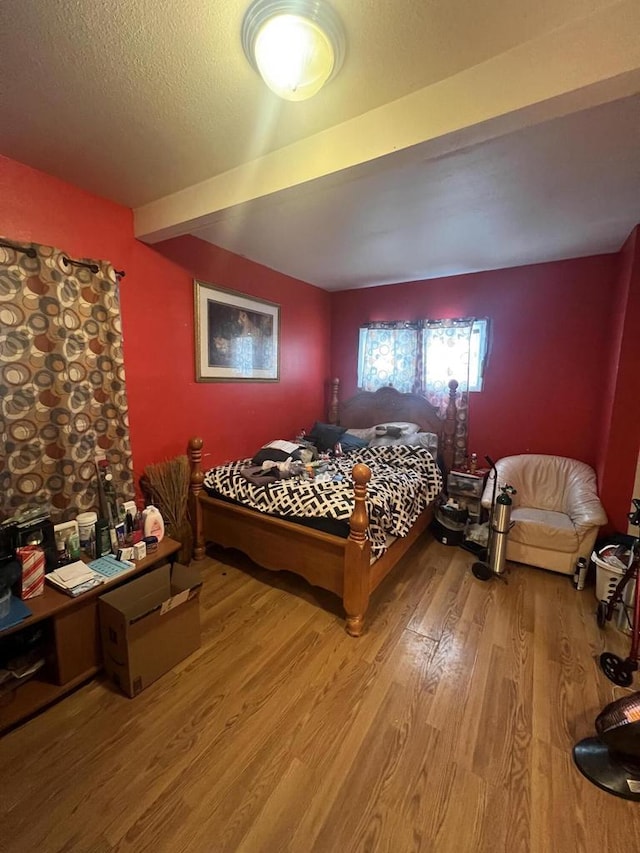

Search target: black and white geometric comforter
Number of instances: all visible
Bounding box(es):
[203,445,443,558]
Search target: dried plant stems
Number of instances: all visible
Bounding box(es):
[142,455,192,561]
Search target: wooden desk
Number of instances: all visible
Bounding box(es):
[0,536,181,733]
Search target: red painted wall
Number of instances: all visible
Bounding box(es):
[597,227,640,531]
[3,151,638,530]
[0,154,331,484]
[143,235,332,472]
[330,256,618,470]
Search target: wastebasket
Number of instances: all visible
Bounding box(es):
[593,547,635,635]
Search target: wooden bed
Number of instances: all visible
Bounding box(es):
[189,378,460,636]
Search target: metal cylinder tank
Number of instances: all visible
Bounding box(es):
[488,486,515,575]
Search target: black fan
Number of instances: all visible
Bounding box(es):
[573,691,640,800]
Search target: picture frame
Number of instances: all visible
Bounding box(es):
[194,280,280,382]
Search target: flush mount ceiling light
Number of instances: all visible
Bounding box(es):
[242,0,346,101]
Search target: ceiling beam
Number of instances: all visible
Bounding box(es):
[134,0,640,244]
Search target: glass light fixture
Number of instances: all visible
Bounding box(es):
[242,0,345,101]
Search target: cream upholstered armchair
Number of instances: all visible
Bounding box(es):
[480,454,607,575]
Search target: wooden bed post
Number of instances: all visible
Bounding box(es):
[188,436,206,561]
[442,379,458,473]
[328,377,340,425]
[343,463,372,637]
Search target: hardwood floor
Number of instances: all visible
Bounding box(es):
[2,537,639,853]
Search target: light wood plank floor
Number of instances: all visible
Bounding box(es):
[2,537,639,853]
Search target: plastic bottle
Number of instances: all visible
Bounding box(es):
[143,506,165,542]
[55,530,68,567]
[143,535,158,554]
[67,528,81,560]
[575,557,588,590]
[132,509,144,544]
[95,518,111,557]
[108,523,119,554]
[77,511,98,558]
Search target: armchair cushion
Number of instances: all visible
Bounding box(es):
[509,508,577,552]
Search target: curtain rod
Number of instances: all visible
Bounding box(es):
[0,239,126,278]
[0,239,37,258]
[62,256,126,279]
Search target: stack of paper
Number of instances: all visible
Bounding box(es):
[46,561,105,596]
[265,440,302,453]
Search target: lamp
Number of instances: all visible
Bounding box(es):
[242,0,345,101]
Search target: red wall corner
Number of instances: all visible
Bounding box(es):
[330,255,618,471]
[596,225,640,531]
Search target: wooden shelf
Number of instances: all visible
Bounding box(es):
[0,668,99,731]
[0,536,182,733]
[0,537,182,639]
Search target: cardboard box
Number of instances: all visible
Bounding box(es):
[99,563,201,697]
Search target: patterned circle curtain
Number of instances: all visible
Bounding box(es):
[0,239,134,522]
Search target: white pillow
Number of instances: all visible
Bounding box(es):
[346,422,422,442]
[368,435,406,447]
[374,421,421,436]
[368,431,439,450]
[345,427,377,442]
[406,432,439,450]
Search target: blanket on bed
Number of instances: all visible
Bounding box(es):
[203,445,443,558]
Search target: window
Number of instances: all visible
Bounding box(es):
[357,318,489,395]
[357,323,420,394]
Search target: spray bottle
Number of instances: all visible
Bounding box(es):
[143,506,165,542]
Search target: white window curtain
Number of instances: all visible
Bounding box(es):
[357,322,421,393]
[357,318,486,400]
[422,319,476,411]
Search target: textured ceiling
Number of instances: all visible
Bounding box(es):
[1,0,639,289]
[0,0,613,206]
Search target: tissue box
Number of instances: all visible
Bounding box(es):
[15,545,46,599]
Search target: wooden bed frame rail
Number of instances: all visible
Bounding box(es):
[188,438,377,636]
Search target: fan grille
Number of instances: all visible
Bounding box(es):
[597,692,640,735]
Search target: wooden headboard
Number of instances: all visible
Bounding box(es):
[327,378,459,472]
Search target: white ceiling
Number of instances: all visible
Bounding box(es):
[1,0,639,289]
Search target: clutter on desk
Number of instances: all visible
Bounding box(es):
[53,519,81,565]
[0,508,57,572]
[0,452,167,608]
[46,560,105,597]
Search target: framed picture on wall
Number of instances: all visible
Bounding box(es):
[194,280,280,382]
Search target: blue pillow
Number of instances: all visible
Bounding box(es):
[339,433,369,453]
[308,422,346,452]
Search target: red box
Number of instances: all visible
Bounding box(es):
[16,545,45,599]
